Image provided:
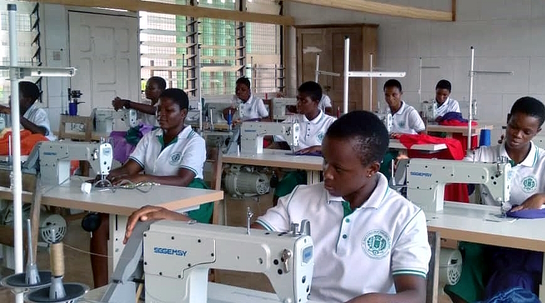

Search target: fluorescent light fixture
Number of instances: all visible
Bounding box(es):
[0,66,77,77]
[347,71,406,78]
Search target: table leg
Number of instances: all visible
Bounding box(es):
[540,253,545,301]
[108,214,127,275]
[307,170,321,185]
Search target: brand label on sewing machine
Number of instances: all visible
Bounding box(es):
[43,152,57,156]
[153,247,187,256]
[409,171,432,177]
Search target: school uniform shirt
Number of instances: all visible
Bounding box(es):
[274,110,336,152]
[231,94,269,121]
[464,142,545,207]
[129,126,206,179]
[389,101,426,134]
[23,103,56,141]
[140,103,159,127]
[435,97,461,117]
[318,95,332,111]
[256,173,430,303]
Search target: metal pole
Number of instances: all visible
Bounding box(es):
[369,53,373,112]
[197,45,202,132]
[418,57,423,103]
[315,53,320,83]
[8,4,24,303]
[343,37,350,115]
[467,47,475,154]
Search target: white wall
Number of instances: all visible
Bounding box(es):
[286,0,545,140]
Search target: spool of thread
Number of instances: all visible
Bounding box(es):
[479,129,491,147]
[50,243,64,278]
[68,103,78,116]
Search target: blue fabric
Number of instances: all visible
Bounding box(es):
[478,287,540,303]
[507,208,545,219]
[438,112,468,123]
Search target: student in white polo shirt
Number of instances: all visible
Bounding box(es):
[222,76,269,122]
[0,81,56,141]
[123,111,431,303]
[270,81,336,206]
[318,94,333,115]
[90,88,211,288]
[445,96,545,303]
[112,76,166,126]
[434,79,461,119]
[383,79,425,136]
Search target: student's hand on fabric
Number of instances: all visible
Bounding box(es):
[112,97,130,111]
[510,193,545,212]
[232,118,242,126]
[390,133,402,139]
[123,205,187,244]
[111,173,148,185]
[295,145,321,155]
[0,105,10,114]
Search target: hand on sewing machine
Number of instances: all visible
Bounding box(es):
[0,105,10,115]
[390,133,402,139]
[123,205,188,244]
[109,173,148,186]
[295,145,321,155]
[510,193,545,212]
[112,97,130,111]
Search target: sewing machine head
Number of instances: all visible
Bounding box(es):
[375,112,393,133]
[204,98,232,124]
[93,108,138,133]
[101,220,314,303]
[272,98,298,121]
[35,141,113,185]
[241,121,300,154]
[420,101,437,122]
[405,158,511,212]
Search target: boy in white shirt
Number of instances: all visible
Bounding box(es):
[112,76,166,126]
[90,88,211,288]
[123,111,431,303]
[270,81,336,205]
[223,76,269,122]
[0,81,56,141]
[445,96,545,303]
[383,79,425,136]
[434,79,460,119]
[318,94,333,115]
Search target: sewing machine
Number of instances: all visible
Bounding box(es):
[25,141,113,185]
[241,121,300,154]
[93,108,138,133]
[100,220,314,303]
[375,112,393,133]
[272,98,297,121]
[533,135,545,149]
[205,100,232,125]
[421,101,438,122]
[405,158,511,212]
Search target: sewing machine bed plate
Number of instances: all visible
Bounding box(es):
[426,201,545,252]
[223,149,323,171]
[82,282,323,303]
[426,124,493,135]
[388,139,447,151]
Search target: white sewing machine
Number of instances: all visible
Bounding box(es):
[421,101,438,122]
[205,100,232,125]
[93,108,138,133]
[100,220,314,303]
[533,135,545,150]
[375,112,393,133]
[241,121,300,154]
[405,158,511,212]
[272,98,297,121]
[25,141,113,185]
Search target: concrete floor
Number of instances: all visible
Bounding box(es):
[0,193,453,303]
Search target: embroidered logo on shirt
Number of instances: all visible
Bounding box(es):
[397,121,405,128]
[362,229,391,259]
[169,152,182,166]
[317,132,324,142]
[521,176,538,193]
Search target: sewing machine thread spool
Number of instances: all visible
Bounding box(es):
[0,219,51,294]
[25,227,89,303]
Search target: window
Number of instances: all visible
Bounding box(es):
[139,0,282,98]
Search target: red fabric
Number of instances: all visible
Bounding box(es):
[398,134,469,203]
[439,120,478,127]
[0,130,48,156]
[452,133,479,152]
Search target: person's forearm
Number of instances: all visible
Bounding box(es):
[346,290,425,303]
[141,175,194,187]
[128,101,156,115]
[20,117,47,136]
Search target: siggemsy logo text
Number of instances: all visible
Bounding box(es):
[153,247,187,256]
[409,172,432,177]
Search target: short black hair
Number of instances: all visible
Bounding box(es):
[148,76,167,91]
[510,96,545,127]
[160,88,189,110]
[383,79,402,92]
[435,79,452,92]
[236,77,251,89]
[297,81,322,102]
[19,81,40,101]
[325,111,389,166]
